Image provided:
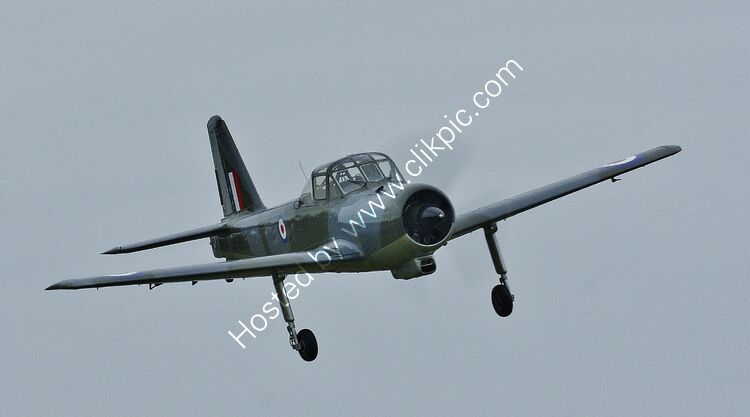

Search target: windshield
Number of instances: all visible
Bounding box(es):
[333,166,366,194]
[360,163,384,182]
[374,158,403,182]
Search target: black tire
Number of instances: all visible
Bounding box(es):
[491,284,513,317]
[297,329,318,362]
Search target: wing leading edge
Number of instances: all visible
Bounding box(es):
[47,244,363,290]
[450,145,681,240]
[102,222,229,255]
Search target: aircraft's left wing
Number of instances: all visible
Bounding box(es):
[46,243,362,290]
[102,222,229,254]
[450,145,681,240]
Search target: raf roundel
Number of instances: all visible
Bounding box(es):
[278,219,288,241]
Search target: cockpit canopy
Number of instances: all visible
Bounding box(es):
[299,153,404,202]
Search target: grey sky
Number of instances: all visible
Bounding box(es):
[1,1,748,416]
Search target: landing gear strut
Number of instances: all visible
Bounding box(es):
[484,223,514,317]
[273,272,318,362]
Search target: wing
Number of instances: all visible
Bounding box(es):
[47,242,363,290]
[450,145,681,239]
[102,222,229,254]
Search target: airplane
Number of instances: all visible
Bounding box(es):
[47,115,681,362]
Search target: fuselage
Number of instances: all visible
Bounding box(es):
[210,181,455,273]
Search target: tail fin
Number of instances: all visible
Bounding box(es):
[207,116,266,216]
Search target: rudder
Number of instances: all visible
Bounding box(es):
[207,115,265,216]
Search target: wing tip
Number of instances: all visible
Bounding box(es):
[207,115,223,131]
[46,281,72,290]
[102,247,123,255]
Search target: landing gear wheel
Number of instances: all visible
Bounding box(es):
[297,328,318,362]
[492,284,513,317]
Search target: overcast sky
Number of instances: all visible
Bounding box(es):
[1,1,748,416]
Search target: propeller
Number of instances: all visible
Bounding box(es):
[402,189,454,245]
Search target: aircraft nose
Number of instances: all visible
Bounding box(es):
[401,187,454,246]
[420,206,446,228]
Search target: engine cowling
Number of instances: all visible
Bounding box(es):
[401,188,454,246]
[365,183,455,271]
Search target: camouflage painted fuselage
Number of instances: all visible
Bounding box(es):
[210,181,454,273]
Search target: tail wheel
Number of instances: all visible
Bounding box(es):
[297,328,318,362]
[491,284,513,317]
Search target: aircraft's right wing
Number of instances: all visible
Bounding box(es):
[47,242,362,290]
[450,145,681,240]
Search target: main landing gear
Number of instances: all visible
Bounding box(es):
[273,272,318,362]
[484,223,514,317]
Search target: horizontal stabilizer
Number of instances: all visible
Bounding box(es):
[103,223,229,254]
